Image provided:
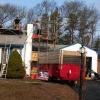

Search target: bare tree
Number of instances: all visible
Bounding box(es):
[93,35,100,51]
[60,1,99,46]
[0,4,26,28]
[61,1,83,44]
[27,0,57,23]
[78,6,99,46]
[27,4,43,23]
[88,7,98,47]
[50,8,62,44]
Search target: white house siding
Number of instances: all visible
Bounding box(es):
[21,45,25,63]
[24,24,33,76]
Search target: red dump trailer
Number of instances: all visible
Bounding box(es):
[38,50,86,81]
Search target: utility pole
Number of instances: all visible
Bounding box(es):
[79,45,85,100]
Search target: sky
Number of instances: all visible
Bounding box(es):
[0,0,100,10]
[0,0,100,35]
[0,0,65,9]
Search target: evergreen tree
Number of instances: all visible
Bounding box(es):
[50,8,62,44]
[7,49,25,78]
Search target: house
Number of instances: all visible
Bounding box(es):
[0,24,37,77]
[0,28,27,76]
[61,43,98,76]
[0,24,98,78]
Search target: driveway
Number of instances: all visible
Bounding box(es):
[85,80,100,100]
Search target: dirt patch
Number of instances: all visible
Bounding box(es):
[0,79,78,100]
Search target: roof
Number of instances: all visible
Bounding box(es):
[0,28,24,35]
[0,28,27,45]
[48,44,67,50]
[0,34,26,45]
[61,43,97,56]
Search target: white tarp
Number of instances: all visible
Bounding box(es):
[61,43,98,73]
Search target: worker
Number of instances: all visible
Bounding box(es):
[13,16,20,30]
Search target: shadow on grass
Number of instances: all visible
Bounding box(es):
[42,79,80,93]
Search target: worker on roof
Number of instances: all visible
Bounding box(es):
[13,16,21,30]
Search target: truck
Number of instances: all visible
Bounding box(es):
[38,50,86,82]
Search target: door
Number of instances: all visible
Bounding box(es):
[86,57,92,77]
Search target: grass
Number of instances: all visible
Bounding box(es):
[0,79,78,100]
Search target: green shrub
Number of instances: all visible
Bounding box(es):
[7,49,26,79]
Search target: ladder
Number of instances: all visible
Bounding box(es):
[0,64,7,77]
[0,48,9,78]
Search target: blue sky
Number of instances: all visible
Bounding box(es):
[0,0,65,9]
[0,0,100,35]
[0,0,100,14]
[0,0,100,18]
[0,0,100,10]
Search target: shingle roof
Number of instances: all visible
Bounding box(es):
[0,28,23,35]
[0,34,26,45]
[48,44,67,50]
[0,28,27,45]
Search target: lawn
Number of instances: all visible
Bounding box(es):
[0,79,78,100]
